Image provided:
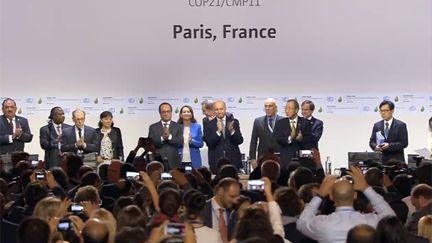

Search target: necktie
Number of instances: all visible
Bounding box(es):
[290,120,296,138]
[163,122,169,132]
[384,122,389,138]
[56,125,62,135]
[220,119,225,138]
[8,118,13,134]
[218,208,228,243]
[77,127,82,139]
[268,117,274,131]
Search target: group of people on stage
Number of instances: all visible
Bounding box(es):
[0,97,426,172]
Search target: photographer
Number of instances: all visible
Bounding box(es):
[125,137,162,165]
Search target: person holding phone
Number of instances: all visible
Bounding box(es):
[177,105,204,168]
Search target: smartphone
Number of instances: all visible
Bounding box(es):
[126,171,140,180]
[184,165,193,173]
[31,160,39,167]
[57,219,72,231]
[247,180,264,191]
[70,203,84,213]
[164,223,185,237]
[35,170,45,180]
[161,172,172,180]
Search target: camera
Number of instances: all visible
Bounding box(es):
[247,180,264,191]
[70,203,84,213]
[164,223,185,237]
[126,171,140,180]
[31,160,39,167]
[57,219,72,231]
[161,172,172,180]
[298,150,313,158]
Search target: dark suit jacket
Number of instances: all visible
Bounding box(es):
[202,199,238,240]
[148,120,182,170]
[369,118,408,163]
[39,122,72,168]
[204,115,244,173]
[249,115,283,160]
[61,125,98,154]
[273,116,311,169]
[0,115,33,154]
[303,116,323,150]
[95,127,124,160]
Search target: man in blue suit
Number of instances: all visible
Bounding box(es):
[369,100,408,164]
[204,100,244,173]
[301,100,324,150]
[273,99,312,170]
[249,98,283,165]
[148,102,183,170]
[61,109,98,155]
[39,107,71,168]
[0,98,33,154]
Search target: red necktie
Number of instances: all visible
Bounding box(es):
[219,208,228,243]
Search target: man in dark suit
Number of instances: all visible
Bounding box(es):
[0,98,33,154]
[369,100,408,164]
[148,102,182,170]
[204,100,244,173]
[202,178,240,241]
[273,99,311,170]
[61,109,98,155]
[301,100,324,150]
[249,98,283,166]
[39,107,71,169]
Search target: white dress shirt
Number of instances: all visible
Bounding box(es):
[297,187,395,243]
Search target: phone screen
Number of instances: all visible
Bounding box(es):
[126,171,140,180]
[165,223,185,237]
[248,180,264,191]
[161,172,172,180]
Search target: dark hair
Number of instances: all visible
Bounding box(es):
[80,172,101,188]
[365,167,383,187]
[290,167,315,191]
[74,185,99,204]
[346,224,377,243]
[379,100,395,110]
[416,163,432,186]
[389,200,408,224]
[50,167,69,191]
[375,216,407,243]
[98,111,114,128]
[197,167,212,184]
[79,165,94,179]
[235,208,274,241]
[64,153,84,179]
[392,174,413,198]
[18,217,51,243]
[301,100,315,111]
[98,164,109,182]
[114,226,147,243]
[24,182,48,208]
[159,188,181,217]
[113,196,135,218]
[116,205,147,231]
[177,105,197,124]
[261,160,280,181]
[120,163,137,179]
[217,177,241,191]
[411,184,432,199]
[2,97,16,108]
[48,106,62,119]
[286,99,299,110]
[183,189,206,220]
[217,164,239,181]
[158,102,172,113]
[274,187,304,216]
[298,183,320,204]
[11,151,30,167]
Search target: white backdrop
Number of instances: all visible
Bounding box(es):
[1,0,431,169]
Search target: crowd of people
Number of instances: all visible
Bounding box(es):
[0,97,431,243]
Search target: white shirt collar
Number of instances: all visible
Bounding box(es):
[161,120,171,126]
[384,118,393,128]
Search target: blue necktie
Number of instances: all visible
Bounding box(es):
[384,122,389,138]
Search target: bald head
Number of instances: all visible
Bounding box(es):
[82,218,109,243]
[347,224,376,243]
[264,98,277,117]
[331,179,355,205]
